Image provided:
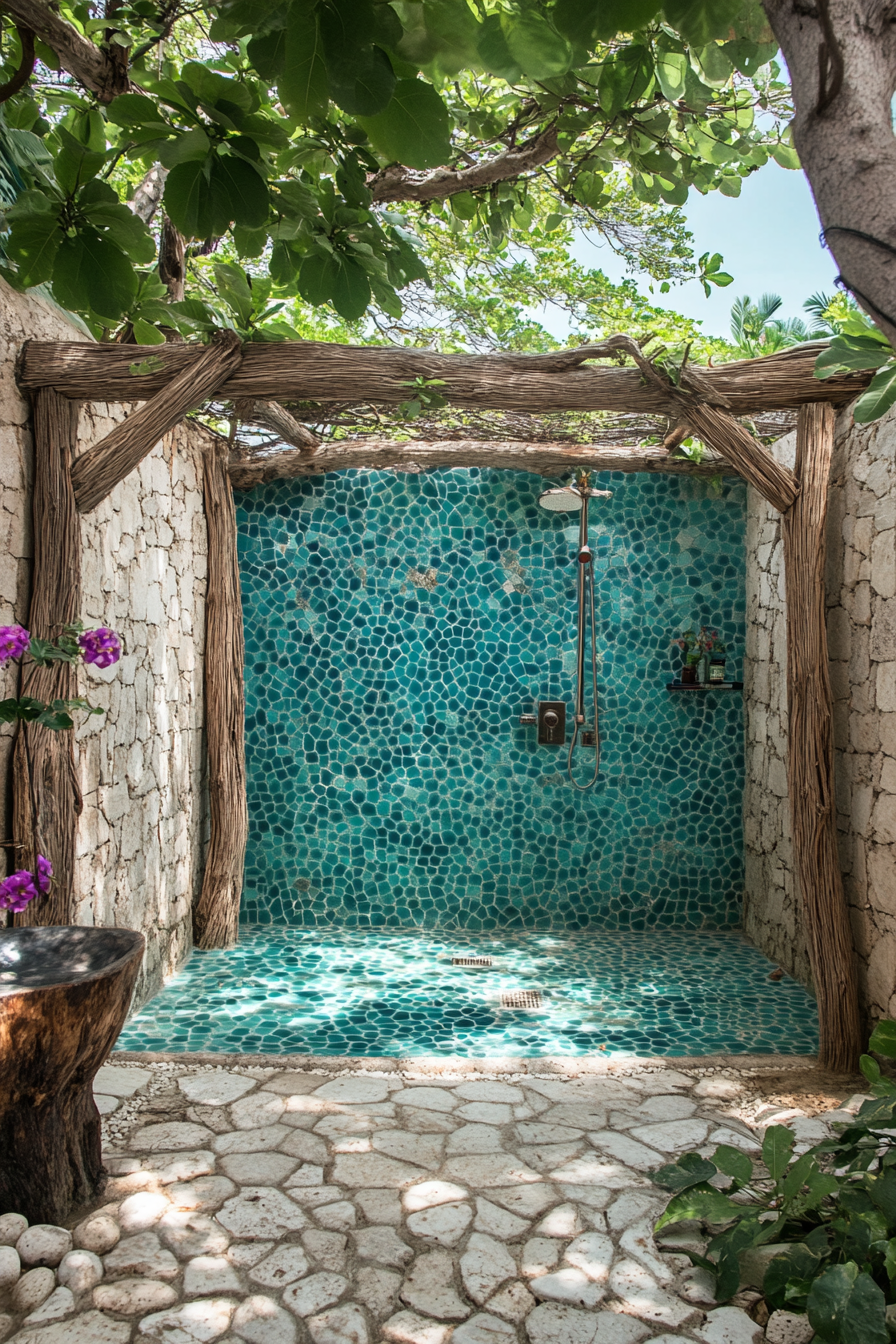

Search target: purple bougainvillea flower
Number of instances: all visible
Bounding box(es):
[37,855,53,894]
[0,870,38,912]
[78,627,122,669]
[0,625,31,663]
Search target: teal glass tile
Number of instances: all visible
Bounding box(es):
[118,928,818,1057]
[235,467,747,931]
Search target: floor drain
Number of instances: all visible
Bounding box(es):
[452,956,493,968]
[500,990,543,1009]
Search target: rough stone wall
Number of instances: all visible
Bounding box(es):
[744,404,896,1029]
[0,278,209,1006]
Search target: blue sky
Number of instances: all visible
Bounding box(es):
[576,161,840,341]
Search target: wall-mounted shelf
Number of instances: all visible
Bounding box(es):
[667,681,743,692]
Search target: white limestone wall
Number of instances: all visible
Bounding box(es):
[744,404,896,1029]
[0,278,209,1005]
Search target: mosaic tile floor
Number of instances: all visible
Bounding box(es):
[118,929,819,1058]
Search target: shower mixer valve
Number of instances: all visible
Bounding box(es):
[518,701,566,745]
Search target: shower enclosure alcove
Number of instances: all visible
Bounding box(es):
[237,466,746,933]
[18,336,866,1068]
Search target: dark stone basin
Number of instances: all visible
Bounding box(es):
[0,925,144,1223]
[0,926,143,993]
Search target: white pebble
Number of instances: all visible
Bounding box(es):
[0,1313,12,1343]
[73,1212,120,1254]
[0,1246,20,1290]
[23,1285,76,1324]
[16,1224,72,1268]
[11,1266,56,1313]
[0,1215,27,1248]
[57,1248,104,1293]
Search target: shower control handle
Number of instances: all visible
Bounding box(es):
[518,714,537,726]
[537,700,566,746]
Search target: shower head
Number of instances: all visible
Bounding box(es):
[537,485,613,512]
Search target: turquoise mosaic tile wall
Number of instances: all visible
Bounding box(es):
[237,468,746,931]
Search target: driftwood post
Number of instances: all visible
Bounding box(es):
[14,388,82,926]
[193,438,248,949]
[782,403,862,1072]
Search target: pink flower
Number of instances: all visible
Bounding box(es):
[0,626,30,663]
[36,855,52,893]
[0,870,38,912]
[78,627,122,669]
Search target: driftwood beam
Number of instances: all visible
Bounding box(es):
[71,331,243,513]
[193,439,248,950]
[14,388,81,928]
[18,339,872,415]
[228,438,733,489]
[687,403,798,512]
[783,403,862,1072]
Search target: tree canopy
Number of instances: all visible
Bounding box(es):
[0,0,794,345]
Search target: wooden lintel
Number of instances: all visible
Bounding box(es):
[228,437,735,488]
[71,331,242,513]
[18,338,871,416]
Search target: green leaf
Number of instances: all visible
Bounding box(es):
[762,1125,795,1181]
[476,14,521,80]
[210,152,270,229]
[764,1243,829,1313]
[359,79,451,170]
[589,0,663,40]
[501,12,572,80]
[655,40,689,100]
[854,364,896,425]
[0,699,23,724]
[870,1020,896,1059]
[5,197,63,287]
[37,709,74,730]
[247,27,288,79]
[105,92,169,131]
[814,337,893,379]
[279,7,329,121]
[807,1262,888,1344]
[331,255,371,320]
[131,319,166,344]
[861,1054,882,1086]
[598,45,654,116]
[78,186,157,264]
[772,142,801,170]
[711,1145,753,1186]
[651,1152,719,1193]
[157,128,212,168]
[53,126,106,196]
[298,249,339,305]
[662,0,743,46]
[655,1184,740,1233]
[164,158,219,238]
[52,230,138,321]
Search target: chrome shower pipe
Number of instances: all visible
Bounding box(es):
[574,491,589,725]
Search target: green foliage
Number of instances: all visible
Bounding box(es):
[651,1020,896,1344]
[811,301,896,425]
[0,0,793,337]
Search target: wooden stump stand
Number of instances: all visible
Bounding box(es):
[0,926,144,1223]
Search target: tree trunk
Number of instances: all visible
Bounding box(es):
[193,439,247,949]
[14,388,81,927]
[763,1,896,348]
[782,402,862,1072]
[0,926,143,1223]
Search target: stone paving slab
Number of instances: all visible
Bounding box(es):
[0,1058,838,1344]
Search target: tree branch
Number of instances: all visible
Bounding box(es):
[368,125,559,204]
[0,25,34,103]
[1,0,129,100]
